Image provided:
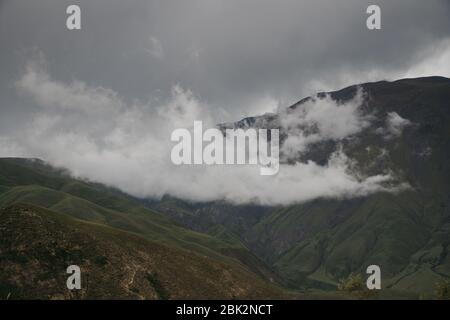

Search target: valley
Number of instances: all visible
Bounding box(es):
[1,76,450,299]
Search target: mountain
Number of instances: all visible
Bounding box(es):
[0,203,286,299]
[1,76,450,299]
[0,158,286,299]
[151,77,450,296]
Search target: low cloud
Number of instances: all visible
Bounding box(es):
[279,90,372,160]
[146,36,165,59]
[376,112,412,139]
[0,60,406,206]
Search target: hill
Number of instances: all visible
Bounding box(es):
[2,76,450,298]
[0,158,282,298]
[151,77,450,296]
[0,203,284,299]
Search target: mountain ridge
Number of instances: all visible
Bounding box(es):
[152,76,450,295]
[1,76,450,298]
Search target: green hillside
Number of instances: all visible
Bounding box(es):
[1,77,450,299]
[149,77,450,297]
[0,158,280,290]
[0,203,285,299]
[246,77,450,294]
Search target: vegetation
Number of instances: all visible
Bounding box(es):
[1,77,450,299]
[435,280,450,300]
[0,204,285,299]
[337,273,378,300]
[152,77,450,297]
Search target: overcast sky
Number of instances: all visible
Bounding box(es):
[1,0,450,125]
[0,0,449,204]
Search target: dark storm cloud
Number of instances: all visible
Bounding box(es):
[1,0,450,124]
[0,0,449,204]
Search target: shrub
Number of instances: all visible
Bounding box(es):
[337,273,377,300]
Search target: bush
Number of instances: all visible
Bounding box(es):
[337,273,378,300]
[435,280,450,300]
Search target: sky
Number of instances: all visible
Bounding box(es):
[0,0,449,204]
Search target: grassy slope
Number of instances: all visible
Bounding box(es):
[0,158,279,287]
[2,77,449,299]
[247,77,450,295]
[147,77,450,297]
[0,203,286,299]
[256,192,449,293]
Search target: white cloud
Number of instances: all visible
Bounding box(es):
[16,60,123,115]
[386,112,411,136]
[376,112,412,139]
[0,137,27,158]
[0,61,406,206]
[145,36,164,59]
[402,39,450,79]
[279,89,371,160]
